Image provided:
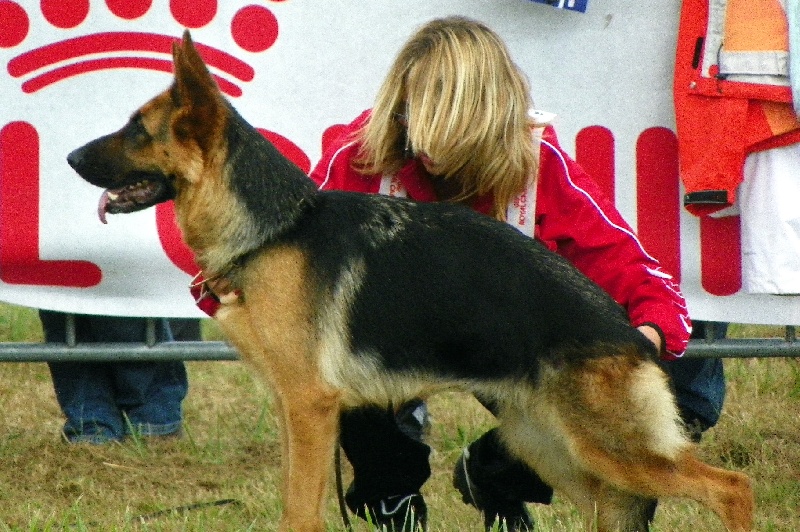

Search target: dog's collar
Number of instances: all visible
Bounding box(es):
[188,247,261,316]
[189,268,242,317]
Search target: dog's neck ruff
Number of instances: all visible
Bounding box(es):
[225,109,319,245]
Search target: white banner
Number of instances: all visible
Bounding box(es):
[0,0,797,323]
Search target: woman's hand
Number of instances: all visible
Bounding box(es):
[637,325,662,353]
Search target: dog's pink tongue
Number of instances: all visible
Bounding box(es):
[97,191,109,224]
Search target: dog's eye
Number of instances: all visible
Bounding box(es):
[125,115,151,146]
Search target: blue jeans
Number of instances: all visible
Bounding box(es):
[39,312,197,443]
[659,320,728,429]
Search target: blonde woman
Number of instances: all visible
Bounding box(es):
[311,16,717,532]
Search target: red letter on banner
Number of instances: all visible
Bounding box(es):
[636,127,682,282]
[0,121,102,287]
[576,125,615,200]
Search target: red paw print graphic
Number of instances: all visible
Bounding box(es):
[0,0,313,301]
[1,0,284,96]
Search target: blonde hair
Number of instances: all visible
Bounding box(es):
[354,16,537,220]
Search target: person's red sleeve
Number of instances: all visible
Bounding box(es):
[536,128,691,359]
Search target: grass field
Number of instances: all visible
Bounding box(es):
[0,302,798,530]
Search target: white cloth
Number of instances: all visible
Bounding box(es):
[740,142,800,293]
[788,0,800,116]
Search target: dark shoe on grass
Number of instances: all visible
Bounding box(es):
[350,493,427,532]
[453,451,533,531]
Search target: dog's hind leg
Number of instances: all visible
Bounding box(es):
[494,406,651,532]
[494,356,753,531]
[560,357,754,532]
[581,449,752,531]
[585,487,655,532]
[654,451,753,532]
[497,427,656,531]
[564,361,754,531]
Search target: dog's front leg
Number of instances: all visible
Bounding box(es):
[216,304,341,531]
[276,381,341,532]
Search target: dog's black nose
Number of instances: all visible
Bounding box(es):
[67,147,83,171]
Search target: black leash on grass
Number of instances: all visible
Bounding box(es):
[131,498,241,524]
[335,442,354,531]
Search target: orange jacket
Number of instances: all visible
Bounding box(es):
[675,0,800,216]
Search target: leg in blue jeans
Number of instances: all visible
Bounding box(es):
[659,320,727,432]
[40,311,193,443]
[47,361,125,442]
[112,360,188,437]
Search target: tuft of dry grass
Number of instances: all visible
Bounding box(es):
[0,304,798,530]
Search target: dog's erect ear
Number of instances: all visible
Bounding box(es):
[170,30,223,144]
[172,30,219,104]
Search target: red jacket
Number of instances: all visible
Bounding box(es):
[310,111,691,359]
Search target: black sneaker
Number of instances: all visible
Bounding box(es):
[453,450,534,532]
[352,493,427,532]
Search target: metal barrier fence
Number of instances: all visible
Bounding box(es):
[0,317,797,362]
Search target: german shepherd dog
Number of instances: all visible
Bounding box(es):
[67,32,753,532]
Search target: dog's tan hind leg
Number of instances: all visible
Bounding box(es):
[497,356,753,531]
[667,451,753,532]
[495,412,656,532]
[585,486,655,532]
[586,450,753,531]
[562,360,754,532]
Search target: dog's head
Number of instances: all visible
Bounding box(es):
[68,30,225,223]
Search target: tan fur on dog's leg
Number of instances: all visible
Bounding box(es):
[568,357,753,531]
[277,383,340,532]
[215,304,294,494]
[566,413,753,531]
[568,437,753,530]
[218,303,339,532]
[498,357,753,531]
[236,248,341,532]
[591,486,654,532]
[572,441,753,531]
[670,452,754,532]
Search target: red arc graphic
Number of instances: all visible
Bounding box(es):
[8,32,254,95]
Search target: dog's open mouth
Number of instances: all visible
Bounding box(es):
[97,174,175,224]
